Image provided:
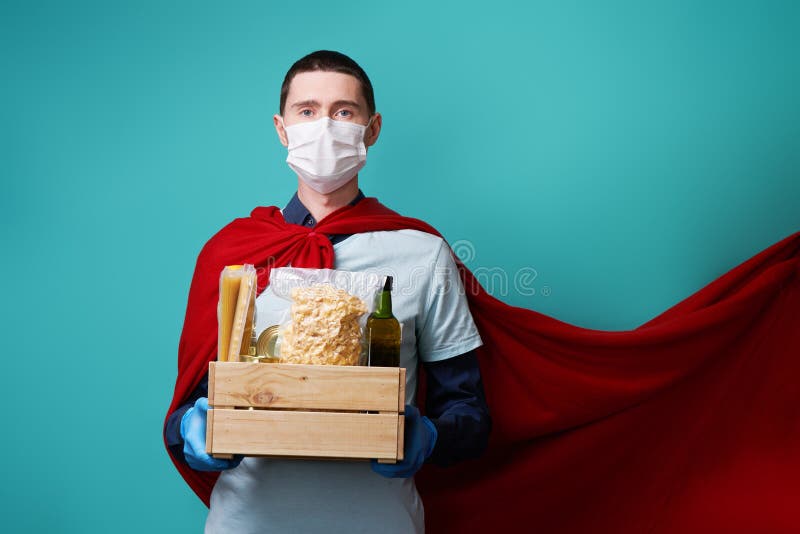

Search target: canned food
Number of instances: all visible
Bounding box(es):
[257,325,281,362]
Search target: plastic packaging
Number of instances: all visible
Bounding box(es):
[270,267,383,365]
[217,264,257,362]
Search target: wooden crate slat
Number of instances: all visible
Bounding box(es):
[209,409,400,460]
[205,406,214,455]
[208,361,216,405]
[398,368,406,412]
[397,414,405,461]
[210,361,403,412]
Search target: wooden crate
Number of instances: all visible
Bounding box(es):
[206,361,405,462]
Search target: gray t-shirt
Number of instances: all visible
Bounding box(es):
[205,229,482,533]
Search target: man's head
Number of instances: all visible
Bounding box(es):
[274,51,381,147]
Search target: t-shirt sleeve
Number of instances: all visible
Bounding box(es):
[416,239,483,362]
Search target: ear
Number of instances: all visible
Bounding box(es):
[273,114,288,147]
[365,112,382,147]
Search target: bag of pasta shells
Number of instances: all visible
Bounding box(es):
[270,268,382,366]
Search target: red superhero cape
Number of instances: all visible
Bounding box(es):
[164,197,800,533]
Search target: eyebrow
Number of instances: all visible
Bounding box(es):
[290,99,361,110]
[331,99,361,110]
[290,100,320,109]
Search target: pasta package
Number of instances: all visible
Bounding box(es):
[270,268,382,366]
[218,264,257,361]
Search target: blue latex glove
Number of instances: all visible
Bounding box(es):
[180,397,243,471]
[371,404,437,478]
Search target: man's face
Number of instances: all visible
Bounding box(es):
[274,70,381,147]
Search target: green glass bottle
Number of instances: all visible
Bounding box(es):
[367,276,401,367]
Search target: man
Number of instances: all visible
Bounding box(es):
[164,50,491,533]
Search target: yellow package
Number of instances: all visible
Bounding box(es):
[217,264,256,361]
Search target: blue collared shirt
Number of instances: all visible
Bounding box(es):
[165,192,491,466]
[281,189,366,246]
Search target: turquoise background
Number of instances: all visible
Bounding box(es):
[2,0,798,532]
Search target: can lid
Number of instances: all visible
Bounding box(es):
[257,325,281,358]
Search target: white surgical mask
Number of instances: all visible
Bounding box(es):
[282,117,371,194]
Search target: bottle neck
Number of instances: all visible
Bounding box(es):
[373,290,393,318]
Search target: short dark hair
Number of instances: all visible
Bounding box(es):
[279,50,375,116]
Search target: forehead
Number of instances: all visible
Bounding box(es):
[285,70,365,106]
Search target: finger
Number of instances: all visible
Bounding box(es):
[185,432,203,456]
[188,451,235,471]
[206,455,236,470]
[370,460,396,477]
[180,407,195,440]
[371,459,412,478]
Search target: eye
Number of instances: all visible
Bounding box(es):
[300,109,313,117]
[335,109,352,119]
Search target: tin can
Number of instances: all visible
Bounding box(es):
[256,325,282,362]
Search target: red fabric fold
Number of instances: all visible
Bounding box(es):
[164,198,800,532]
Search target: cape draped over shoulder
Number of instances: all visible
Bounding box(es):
[164,197,800,532]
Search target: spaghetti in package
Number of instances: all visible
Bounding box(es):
[217,264,257,362]
[270,267,382,366]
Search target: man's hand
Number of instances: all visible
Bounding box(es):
[180,397,243,471]
[371,404,437,478]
